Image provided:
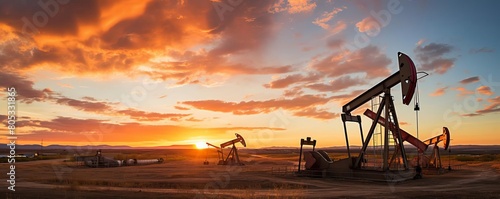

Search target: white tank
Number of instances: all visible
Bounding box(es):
[135,159,159,164]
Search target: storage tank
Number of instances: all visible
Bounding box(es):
[135,159,160,165]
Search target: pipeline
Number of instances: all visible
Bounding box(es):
[78,150,164,168]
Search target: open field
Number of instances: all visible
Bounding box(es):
[1,148,500,198]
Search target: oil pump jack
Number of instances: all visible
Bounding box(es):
[422,127,450,169]
[341,52,417,172]
[364,109,451,170]
[206,133,247,165]
[302,52,420,181]
[205,142,222,165]
[219,133,246,165]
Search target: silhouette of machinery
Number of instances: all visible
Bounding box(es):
[421,127,451,169]
[207,133,246,165]
[364,109,452,170]
[205,142,223,165]
[76,150,163,168]
[297,137,316,172]
[302,52,423,181]
[341,52,417,172]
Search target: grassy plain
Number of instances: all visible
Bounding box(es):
[1,148,499,198]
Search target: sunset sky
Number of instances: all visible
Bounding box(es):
[0,0,499,148]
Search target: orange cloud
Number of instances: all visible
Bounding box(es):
[462,96,500,117]
[429,86,448,97]
[55,97,113,113]
[0,1,284,84]
[477,96,500,114]
[116,109,189,122]
[416,39,426,46]
[455,87,474,96]
[355,17,379,35]
[292,107,338,120]
[288,0,317,13]
[306,76,366,92]
[5,116,285,144]
[476,86,493,96]
[174,106,190,111]
[55,96,192,121]
[399,121,409,126]
[311,45,391,79]
[270,0,317,14]
[330,21,347,35]
[185,117,203,122]
[181,94,336,120]
[283,87,304,97]
[313,7,345,34]
[264,73,320,89]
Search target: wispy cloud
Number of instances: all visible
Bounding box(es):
[0,71,54,103]
[477,96,500,114]
[0,0,284,85]
[414,43,455,74]
[463,96,500,117]
[311,45,391,79]
[355,16,379,36]
[459,76,480,84]
[3,116,285,143]
[264,73,321,89]
[270,0,317,14]
[429,86,448,97]
[476,86,493,96]
[470,47,495,54]
[181,94,337,120]
[455,87,474,96]
[416,39,426,46]
[313,7,346,34]
[306,76,366,92]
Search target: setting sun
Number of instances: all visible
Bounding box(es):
[195,141,207,149]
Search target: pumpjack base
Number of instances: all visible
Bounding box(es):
[421,167,449,175]
[217,160,245,166]
[300,157,416,182]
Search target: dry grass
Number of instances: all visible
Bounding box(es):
[2,149,500,198]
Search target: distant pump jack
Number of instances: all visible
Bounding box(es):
[206,133,247,166]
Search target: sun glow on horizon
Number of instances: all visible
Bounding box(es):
[195,141,208,149]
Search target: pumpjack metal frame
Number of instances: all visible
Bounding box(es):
[298,137,316,172]
[423,127,450,168]
[341,52,417,171]
[205,142,222,165]
[364,110,451,169]
[207,133,247,165]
